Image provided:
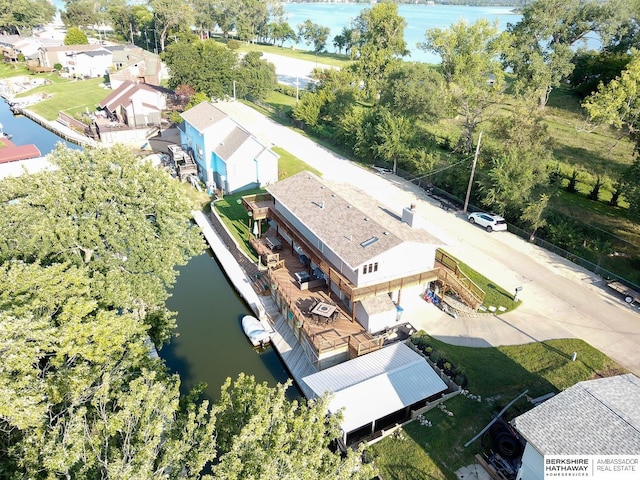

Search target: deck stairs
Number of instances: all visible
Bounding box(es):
[259,294,317,398]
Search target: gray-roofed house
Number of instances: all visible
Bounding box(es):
[511,373,640,480]
[264,171,445,333]
[179,101,278,193]
[38,44,112,78]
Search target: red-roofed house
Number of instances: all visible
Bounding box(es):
[0,136,41,164]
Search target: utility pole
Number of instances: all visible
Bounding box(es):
[463,131,482,214]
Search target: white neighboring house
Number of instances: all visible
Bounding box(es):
[511,374,640,480]
[96,81,168,145]
[266,171,445,333]
[179,101,278,193]
[38,44,112,77]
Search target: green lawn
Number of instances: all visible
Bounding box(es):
[274,146,321,180]
[213,148,321,260]
[218,39,353,69]
[15,77,110,120]
[370,335,626,479]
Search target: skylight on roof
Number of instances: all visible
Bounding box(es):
[360,237,379,248]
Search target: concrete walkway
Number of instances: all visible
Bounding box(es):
[213,98,640,375]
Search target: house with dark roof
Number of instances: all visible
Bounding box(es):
[511,374,640,480]
[96,81,168,144]
[38,45,112,78]
[107,46,163,88]
[179,101,278,193]
[264,171,444,334]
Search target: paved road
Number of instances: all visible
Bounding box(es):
[213,88,640,376]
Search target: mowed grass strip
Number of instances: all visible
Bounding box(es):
[16,77,109,120]
[370,335,625,479]
[214,147,320,260]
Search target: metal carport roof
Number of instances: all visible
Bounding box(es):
[302,342,447,434]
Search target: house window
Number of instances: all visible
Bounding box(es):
[362,262,378,275]
[195,144,203,162]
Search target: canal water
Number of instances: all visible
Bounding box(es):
[162,250,298,401]
[0,99,296,402]
[0,100,79,152]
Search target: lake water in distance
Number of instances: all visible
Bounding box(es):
[283,3,522,64]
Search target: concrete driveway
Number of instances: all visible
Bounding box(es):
[213,98,640,375]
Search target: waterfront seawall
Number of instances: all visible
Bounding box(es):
[192,210,267,321]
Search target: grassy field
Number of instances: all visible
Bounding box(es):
[369,335,626,479]
[14,77,109,121]
[218,39,353,69]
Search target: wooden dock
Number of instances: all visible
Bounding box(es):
[194,209,317,398]
[260,295,317,398]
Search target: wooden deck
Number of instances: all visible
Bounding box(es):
[252,230,383,368]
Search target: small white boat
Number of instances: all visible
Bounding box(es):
[242,315,271,347]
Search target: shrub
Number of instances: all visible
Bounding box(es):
[227,39,241,50]
[54,62,63,71]
[566,169,580,193]
[588,176,602,201]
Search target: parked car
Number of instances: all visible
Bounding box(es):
[468,212,508,232]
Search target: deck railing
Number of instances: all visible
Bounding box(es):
[435,249,485,309]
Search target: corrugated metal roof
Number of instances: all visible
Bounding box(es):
[512,374,640,455]
[302,342,447,433]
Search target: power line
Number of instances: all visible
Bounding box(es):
[407,153,475,183]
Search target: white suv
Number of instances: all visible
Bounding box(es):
[468,212,508,232]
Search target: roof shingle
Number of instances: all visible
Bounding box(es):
[512,374,640,455]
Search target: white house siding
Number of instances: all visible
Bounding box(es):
[517,443,543,480]
[255,148,278,186]
[72,52,111,78]
[355,243,436,287]
[224,138,275,193]
[355,294,397,333]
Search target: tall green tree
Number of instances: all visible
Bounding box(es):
[0,0,55,35]
[583,51,640,215]
[374,108,411,174]
[297,19,330,53]
[212,0,239,39]
[501,0,606,108]
[0,261,217,479]
[64,26,89,45]
[421,19,507,154]
[0,145,204,345]
[235,0,268,43]
[62,0,100,29]
[379,62,445,121]
[236,51,277,100]
[350,2,408,99]
[210,374,376,480]
[163,39,239,100]
[149,0,194,51]
[521,193,550,241]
